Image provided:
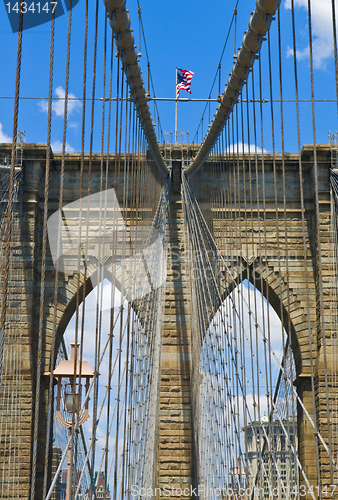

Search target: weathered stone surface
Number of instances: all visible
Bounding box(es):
[155,160,196,498]
[0,144,337,500]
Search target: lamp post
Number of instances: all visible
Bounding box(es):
[53,341,94,500]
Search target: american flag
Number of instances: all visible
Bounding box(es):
[176,68,194,98]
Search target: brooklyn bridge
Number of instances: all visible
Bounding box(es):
[1,0,338,498]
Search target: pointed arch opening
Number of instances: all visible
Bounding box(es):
[51,276,161,498]
[197,279,299,499]
[218,264,302,378]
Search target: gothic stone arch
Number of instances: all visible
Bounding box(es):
[0,144,162,499]
[187,145,335,490]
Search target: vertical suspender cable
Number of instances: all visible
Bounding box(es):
[289,0,321,488]
[41,8,56,497]
[306,0,334,482]
[31,0,74,495]
[0,10,23,332]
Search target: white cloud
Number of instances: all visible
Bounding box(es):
[38,86,82,117]
[226,142,267,154]
[62,280,148,474]
[286,46,295,59]
[92,281,125,312]
[51,140,75,153]
[37,100,48,113]
[0,123,11,143]
[69,121,79,130]
[201,278,287,424]
[284,0,338,68]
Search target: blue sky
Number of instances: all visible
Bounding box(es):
[0,0,338,153]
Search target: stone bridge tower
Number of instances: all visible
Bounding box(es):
[0,143,336,498]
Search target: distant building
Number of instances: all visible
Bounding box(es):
[243,416,297,499]
[51,447,62,500]
[87,471,111,499]
[228,459,248,500]
[60,467,83,499]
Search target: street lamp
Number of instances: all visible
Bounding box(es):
[53,341,94,500]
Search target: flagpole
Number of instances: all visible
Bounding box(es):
[175,67,178,144]
[175,100,178,144]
